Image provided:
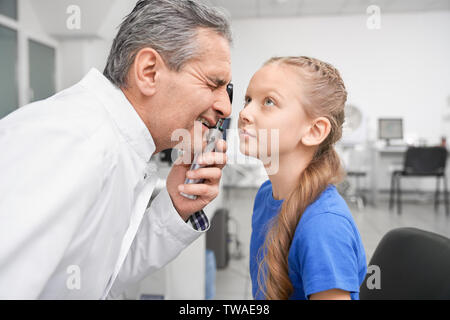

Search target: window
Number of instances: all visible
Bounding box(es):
[0,0,17,20]
[29,39,56,102]
[0,24,18,119]
[0,0,58,119]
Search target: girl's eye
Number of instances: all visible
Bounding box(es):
[264,98,275,107]
[244,96,251,106]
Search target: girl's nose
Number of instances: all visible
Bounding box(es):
[239,103,254,124]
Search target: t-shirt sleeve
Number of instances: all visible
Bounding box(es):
[291,212,360,299]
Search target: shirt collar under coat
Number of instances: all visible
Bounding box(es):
[79,68,156,162]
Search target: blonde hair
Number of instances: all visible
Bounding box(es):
[257,56,347,300]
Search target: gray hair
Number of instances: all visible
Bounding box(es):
[103,0,232,88]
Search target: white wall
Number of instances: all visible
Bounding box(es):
[229,11,450,146]
[59,38,111,90]
[55,0,135,89]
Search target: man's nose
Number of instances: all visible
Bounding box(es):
[212,87,232,119]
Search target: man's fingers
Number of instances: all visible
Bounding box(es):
[178,183,219,199]
[186,167,222,183]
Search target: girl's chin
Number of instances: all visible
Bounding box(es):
[239,143,260,159]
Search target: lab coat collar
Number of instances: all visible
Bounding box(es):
[79,68,156,162]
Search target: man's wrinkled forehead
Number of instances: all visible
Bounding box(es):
[201,60,231,87]
[194,28,232,81]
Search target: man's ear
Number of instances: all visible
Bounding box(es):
[131,47,165,97]
[301,117,331,147]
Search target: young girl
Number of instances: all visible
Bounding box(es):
[238,56,367,300]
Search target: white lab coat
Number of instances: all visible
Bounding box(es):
[0,69,207,299]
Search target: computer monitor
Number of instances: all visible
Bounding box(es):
[378,118,403,146]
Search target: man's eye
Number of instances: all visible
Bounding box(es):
[264,98,275,107]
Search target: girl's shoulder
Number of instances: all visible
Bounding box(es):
[307,184,349,212]
[298,185,355,231]
[290,186,362,260]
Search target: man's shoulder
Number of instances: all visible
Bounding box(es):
[45,83,113,135]
[2,83,117,142]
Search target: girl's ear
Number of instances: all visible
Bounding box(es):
[301,117,331,147]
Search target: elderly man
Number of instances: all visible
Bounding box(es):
[0,0,232,299]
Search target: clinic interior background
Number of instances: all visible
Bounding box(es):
[1,0,450,300]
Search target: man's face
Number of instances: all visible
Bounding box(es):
[156,28,232,153]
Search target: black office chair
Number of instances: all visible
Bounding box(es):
[360,227,450,300]
[389,146,449,215]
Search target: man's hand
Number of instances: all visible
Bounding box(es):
[166,139,227,221]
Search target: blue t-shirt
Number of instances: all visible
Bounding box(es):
[250,180,367,300]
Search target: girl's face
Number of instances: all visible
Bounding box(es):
[238,63,312,160]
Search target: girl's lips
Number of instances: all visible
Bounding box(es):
[239,128,256,138]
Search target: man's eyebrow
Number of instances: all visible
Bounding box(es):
[207,76,228,87]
